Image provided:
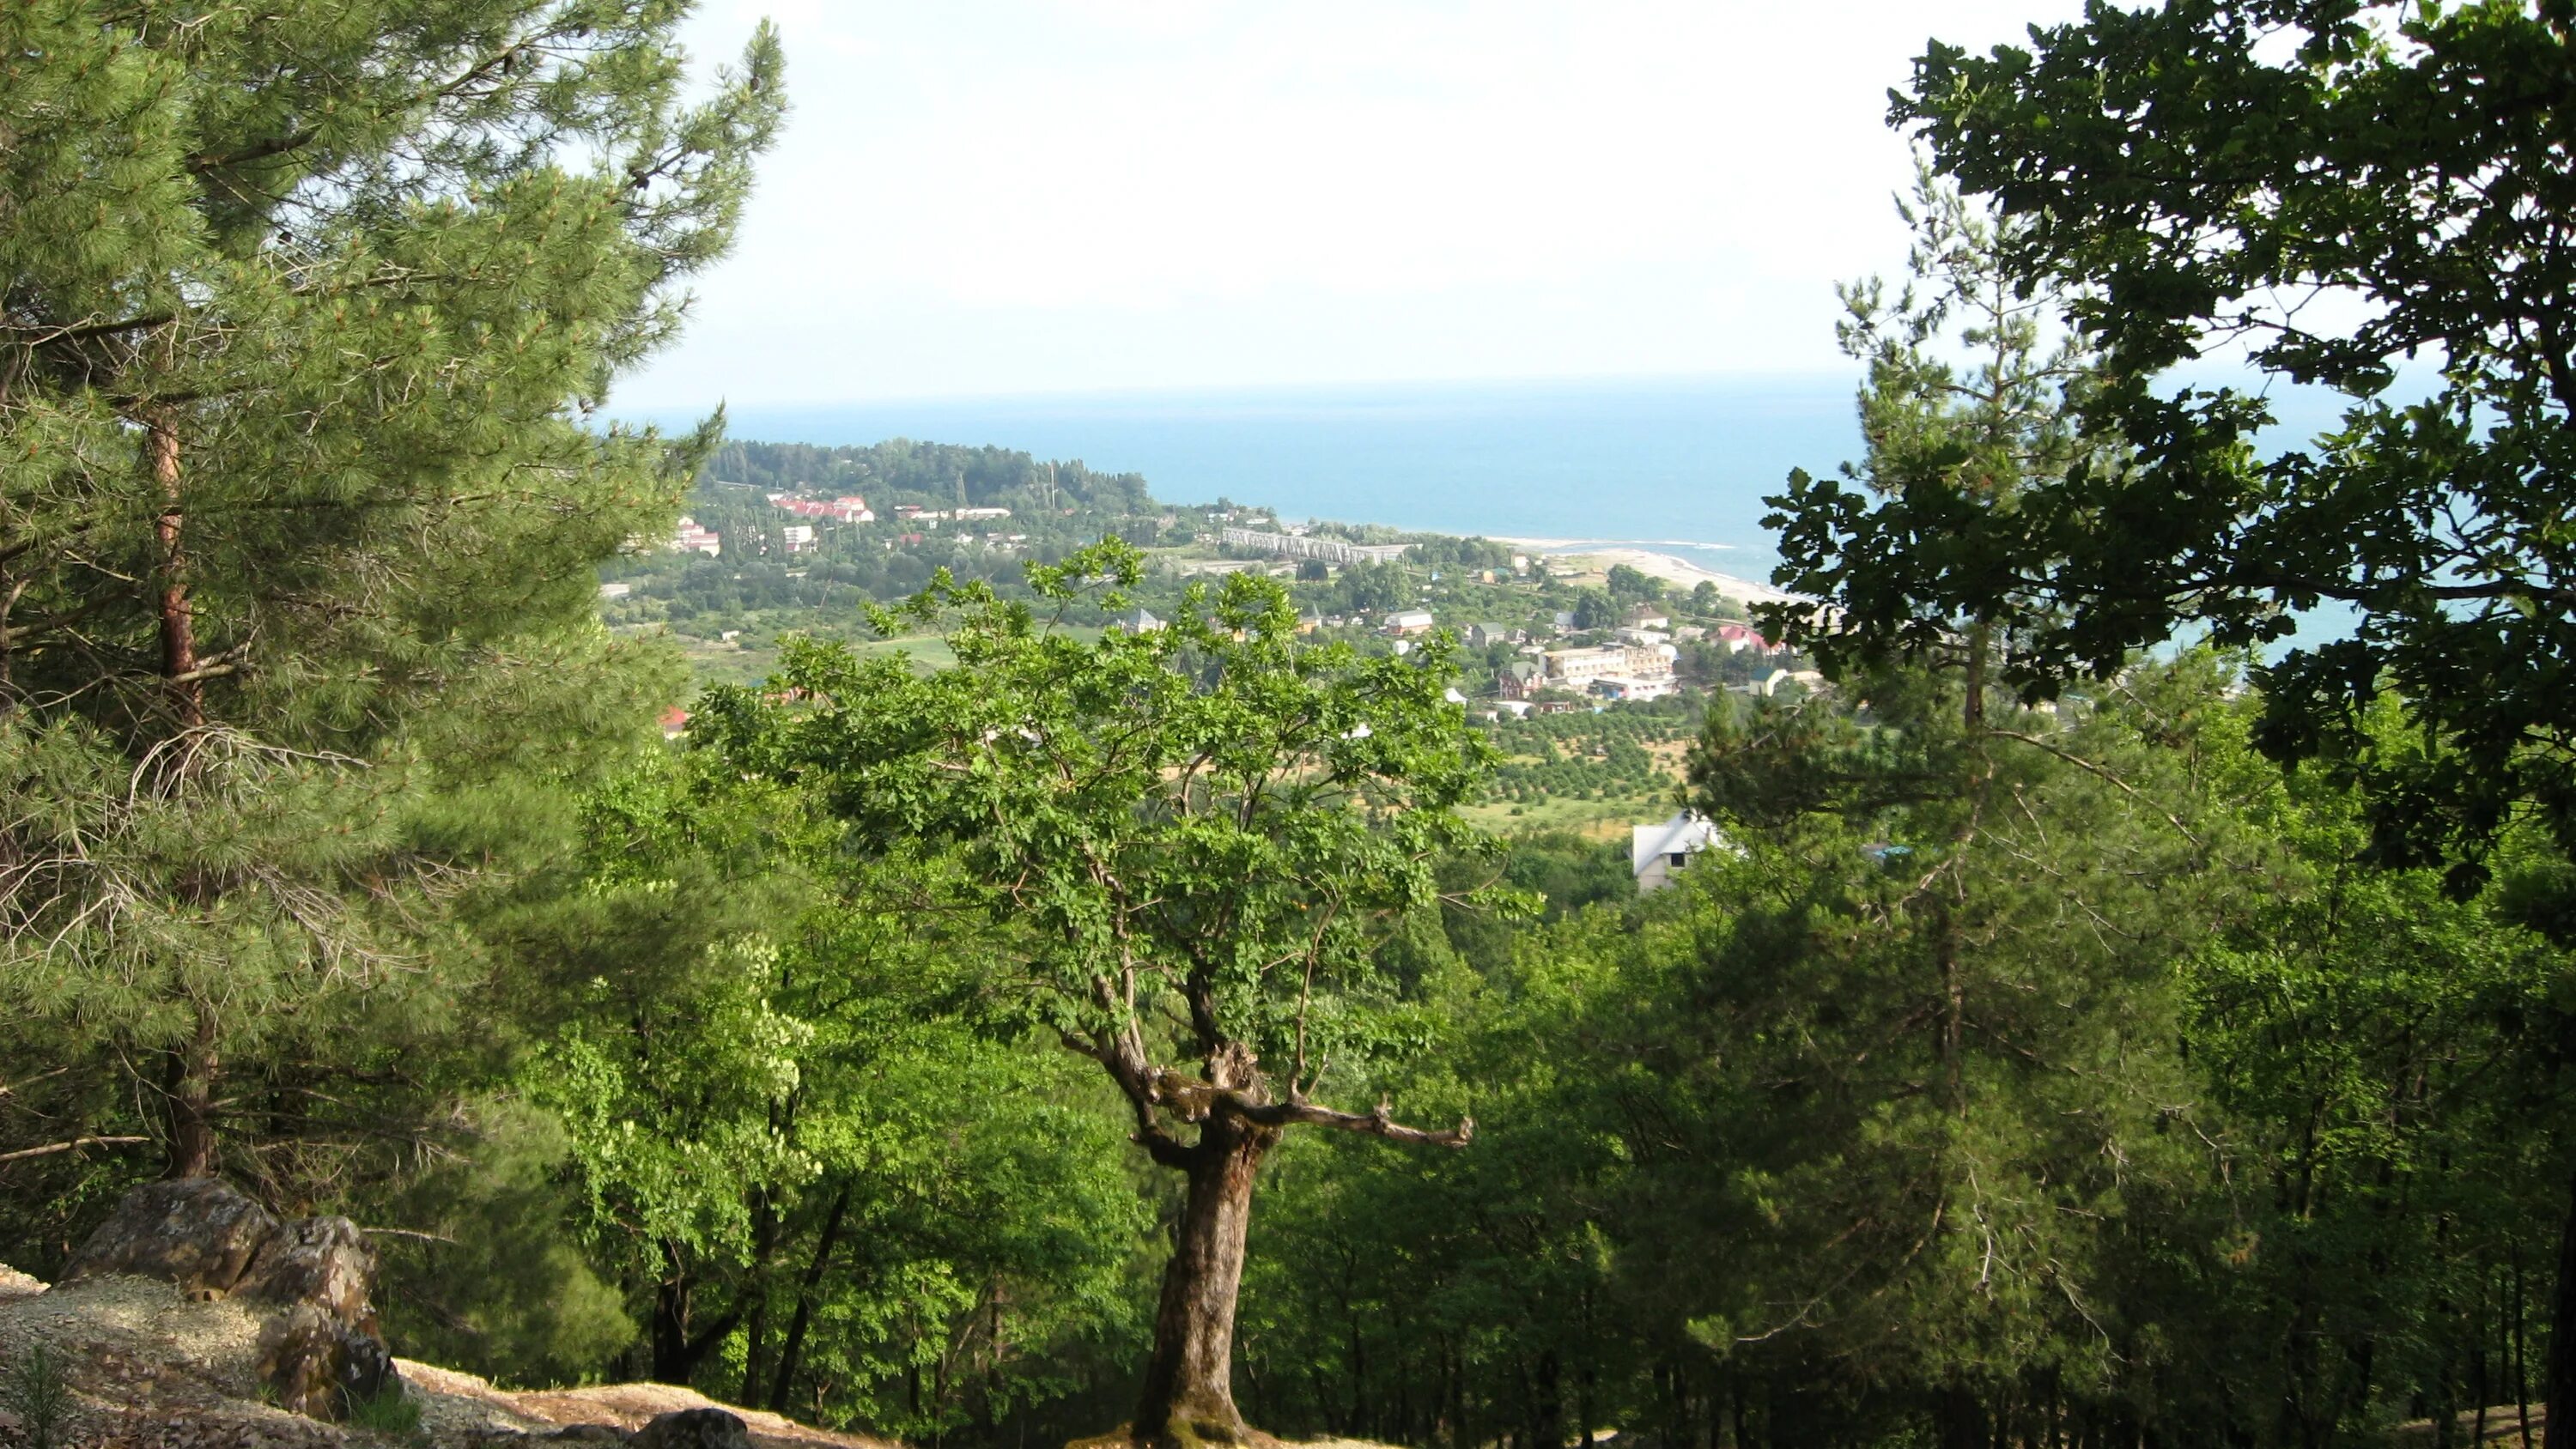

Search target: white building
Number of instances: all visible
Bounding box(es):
[1594,676,1676,702]
[1735,668,1830,698]
[1631,812,1724,894]
[780,524,816,553]
[1543,646,1628,685]
[1546,644,1676,687]
[671,518,720,556]
[1220,527,1412,566]
[1712,623,1780,655]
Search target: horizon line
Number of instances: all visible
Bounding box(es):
[612,367,1869,419]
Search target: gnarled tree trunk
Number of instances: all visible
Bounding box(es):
[1133,1115,1279,1447]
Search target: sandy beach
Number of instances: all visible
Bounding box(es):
[1492,538,1799,608]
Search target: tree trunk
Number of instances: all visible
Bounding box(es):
[148,413,202,730]
[2545,1167,2576,1449]
[147,413,217,1182]
[166,1003,219,1179]
[1963,621,1990,731]
[651,1246,743,1386]
[768,1183,852,1413]
[1133,1119,1276,1446]
[742,1191,778,1407]
[2517,1252,2533,1446]
[1938,1383,1986,1449]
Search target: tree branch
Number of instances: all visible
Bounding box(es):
[1984,729,2202,852]
[1230,1096,1474,1148]
[188,128,320,175]
[0,1135,150,1166]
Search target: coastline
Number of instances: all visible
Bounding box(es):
[1488,537,1797,608]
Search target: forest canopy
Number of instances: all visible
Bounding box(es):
[2,3,2572,1449]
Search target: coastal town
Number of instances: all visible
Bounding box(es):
[600,454,1820,860]
[627,475,1820,712]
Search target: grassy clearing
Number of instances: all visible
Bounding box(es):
[1463,790,1675,838]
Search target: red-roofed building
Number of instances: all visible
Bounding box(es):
[1712,622,1781,654]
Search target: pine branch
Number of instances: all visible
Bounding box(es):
[0,1135,150,1166]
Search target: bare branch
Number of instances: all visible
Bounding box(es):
[0,1135,151,1166]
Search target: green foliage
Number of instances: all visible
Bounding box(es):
[1321,560,1416,616]
[5,6,2568,1446]
[0,0,781,1193]
[1880,0,2576,884]
[709,438,1152,516]
[700,539,1502,1121]
[469,743,1147,1421]
[1762,167,2110,730]
[3,1343,71,1449]
[1228,658,2573,1449]
[343,1379,423,1434]
[375,1103,639,1385]
[1482,705,1699,815]
[1568,588,1619,631]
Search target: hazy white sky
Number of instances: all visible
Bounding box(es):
[623,0,2083,409]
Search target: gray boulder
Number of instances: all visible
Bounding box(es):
[631,1408,751,1449]
[61,1176,396,1422]
[59,1177,279,1299]
[237,1213,379,1331]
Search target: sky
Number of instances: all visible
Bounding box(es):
[622,0,2087,409]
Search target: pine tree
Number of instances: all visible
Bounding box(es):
[0,0,782,1189]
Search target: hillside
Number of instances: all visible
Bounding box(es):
[0,1264,884,1448]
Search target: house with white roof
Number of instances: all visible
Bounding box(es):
[1631,811,1724,894]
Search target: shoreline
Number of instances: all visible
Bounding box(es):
[1488,537,1797,608]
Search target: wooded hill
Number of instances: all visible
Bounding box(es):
[6,4,2576,1449]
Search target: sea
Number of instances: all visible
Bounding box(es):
[639,374,1871,585]
[634,371,2372,597]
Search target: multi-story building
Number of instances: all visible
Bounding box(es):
[1219,528,1411,567]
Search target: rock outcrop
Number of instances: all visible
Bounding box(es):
[60,1177,281,1300]
[633,1408,755,1449]
[0,1248,885,1448]
[57,1177,394,1419]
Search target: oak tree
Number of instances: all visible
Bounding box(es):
[696,541,1496,1447]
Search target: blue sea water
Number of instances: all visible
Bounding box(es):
[640,375,1873,583]
[636,370,2378,593]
